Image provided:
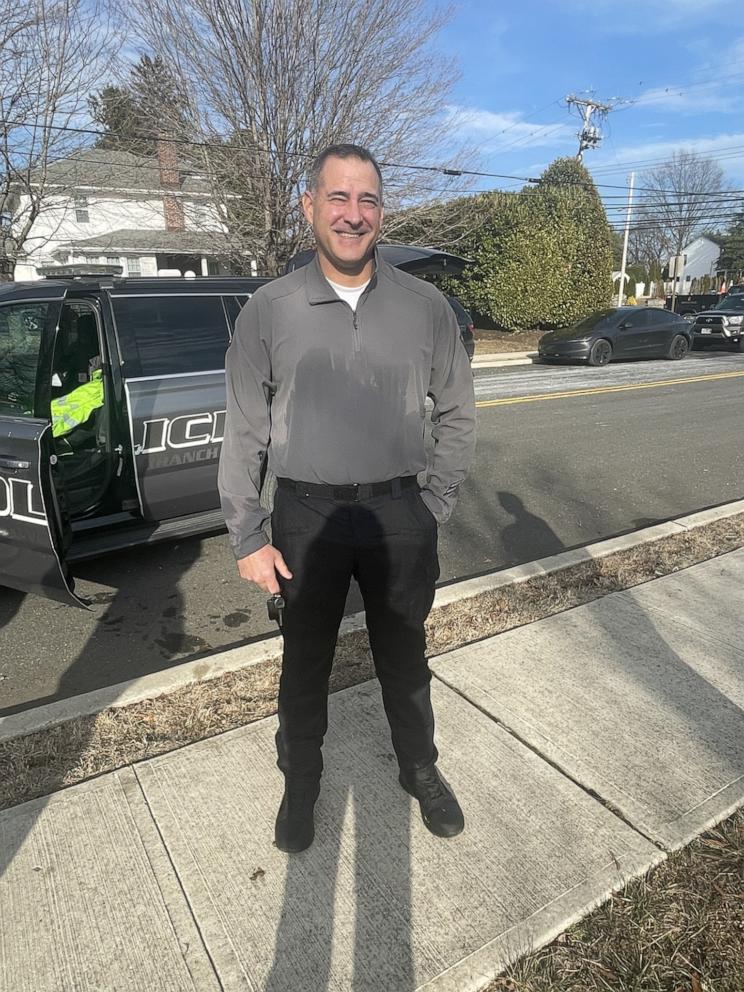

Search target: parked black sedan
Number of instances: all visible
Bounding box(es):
[538,307,692,366]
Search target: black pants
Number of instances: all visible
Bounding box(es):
[271,479,440,782]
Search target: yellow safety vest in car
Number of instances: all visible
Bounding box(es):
[51,370,104,438]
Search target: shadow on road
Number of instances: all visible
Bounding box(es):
[497,490,564,561]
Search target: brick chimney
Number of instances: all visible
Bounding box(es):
[157,137,185,232]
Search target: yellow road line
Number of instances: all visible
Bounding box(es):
[476,369,744,408]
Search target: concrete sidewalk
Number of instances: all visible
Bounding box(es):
[471,350,538,369]
[2,549,744,991]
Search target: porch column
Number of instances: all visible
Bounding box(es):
[200,256,209,277]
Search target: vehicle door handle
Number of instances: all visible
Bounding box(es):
[0,456,30,471]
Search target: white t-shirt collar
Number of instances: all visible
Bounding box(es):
[325,276,370,312]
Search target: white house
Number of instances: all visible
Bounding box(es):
[10,144,242,280]
[667,235,721,291]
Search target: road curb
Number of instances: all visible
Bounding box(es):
[471,351,538,369]
[2,498,744,744]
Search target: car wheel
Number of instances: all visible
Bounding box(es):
[587,339,612,367]
[667,334,689,360]
[737,338,744,353]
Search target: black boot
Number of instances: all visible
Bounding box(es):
[399,763,464,838]
[274,778,320,853]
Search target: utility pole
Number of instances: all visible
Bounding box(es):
[670,255,684,313]
[617,171,635,307]
[565,95,614,161]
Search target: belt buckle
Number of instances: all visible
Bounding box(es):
[333,483,360,501]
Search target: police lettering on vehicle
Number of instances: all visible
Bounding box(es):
[134,410,225,467]
[0,475,46,526]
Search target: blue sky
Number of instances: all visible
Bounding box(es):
[434,0,744,230]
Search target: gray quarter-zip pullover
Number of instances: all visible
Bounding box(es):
[218,252,476,559]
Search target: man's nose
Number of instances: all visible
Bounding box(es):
[341,200,364,225]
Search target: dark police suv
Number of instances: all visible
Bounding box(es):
[0,247,471,607]
[0,267,269,606]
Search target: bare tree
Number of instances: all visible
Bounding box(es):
[123,0,472,275]
[0,0,117,279]
[633,150,729,270]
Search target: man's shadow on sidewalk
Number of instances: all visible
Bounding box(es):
[264,685,416,992]
[262,478,433,992]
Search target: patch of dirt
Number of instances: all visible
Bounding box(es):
[1,512,743,813]
[474,329,544,353]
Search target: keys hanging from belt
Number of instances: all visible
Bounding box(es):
[267,593,285,629]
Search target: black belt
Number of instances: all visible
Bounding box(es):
[277,475,418,501]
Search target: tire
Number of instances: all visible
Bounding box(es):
[587,338,612,367]
[667,334,689,360]
[737,338,744,353]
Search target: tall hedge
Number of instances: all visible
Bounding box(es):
[446,158,614,329]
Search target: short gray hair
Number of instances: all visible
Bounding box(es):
[307,143,383,201]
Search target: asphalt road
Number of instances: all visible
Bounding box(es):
[1,349,743,714]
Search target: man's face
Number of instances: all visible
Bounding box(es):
[302,155,383,283]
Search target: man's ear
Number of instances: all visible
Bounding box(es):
[301,190,314,225]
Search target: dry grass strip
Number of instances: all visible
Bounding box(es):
[2,512,743,813]
[486,808,744,992]
[474,329,543,353]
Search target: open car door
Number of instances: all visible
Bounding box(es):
[0,288,86,607]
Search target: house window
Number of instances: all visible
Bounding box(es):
[106,256,120,268]
[126,257,142,276]
[74,195,89,224]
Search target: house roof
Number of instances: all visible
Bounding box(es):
[683,234,724,250]
[61,227,233,256]
[41,147,209,194]
[699,232,725,247]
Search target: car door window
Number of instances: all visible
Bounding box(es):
[0,302,52,417]
[646,310,672,327]
[222,296,249,337]
[621,311,649,329]
[111,295,230,377]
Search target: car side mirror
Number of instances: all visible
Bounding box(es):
[618,321,630,330]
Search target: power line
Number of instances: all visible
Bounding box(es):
[5,113,744,199]
[590,146,744,177]
[610,217,739,234]
[12,139,741,215]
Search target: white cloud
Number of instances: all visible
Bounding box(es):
[559,0,739,35]
[588,132,744,177]
[633,83,735,114]
[444,105,574,152]
[622,37,744,115]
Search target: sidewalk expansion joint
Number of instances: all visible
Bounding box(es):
[129,766,228,991]
[432,669,667,854]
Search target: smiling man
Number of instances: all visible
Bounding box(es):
[218,143,476,853]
